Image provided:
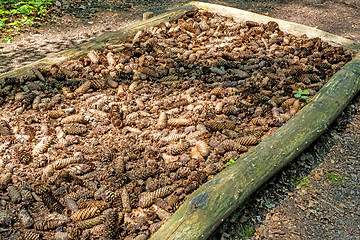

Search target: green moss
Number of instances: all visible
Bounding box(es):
[293,176,310,189]
[239,225,256,239]
[326,173,347,183]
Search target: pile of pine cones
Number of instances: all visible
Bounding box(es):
[0,9,354,240]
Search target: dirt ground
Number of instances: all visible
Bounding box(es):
[0,0,359,239]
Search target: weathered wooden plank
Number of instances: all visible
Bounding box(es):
[189,1,360,51]
[0,4,195,83]
[150,51,360,239]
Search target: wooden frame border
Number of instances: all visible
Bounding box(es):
[0,2,359,239]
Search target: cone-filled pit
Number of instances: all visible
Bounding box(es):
[0,9,355,240]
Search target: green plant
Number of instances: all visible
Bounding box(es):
[0,18,8,30]
[20,15,34,25]
[0,0,52,32]
[1,35,13,43]
[326,173,347,183]
[240,225,256,239]
[294,88,309,100]
[295,176,310,189]
[223,157,237,168]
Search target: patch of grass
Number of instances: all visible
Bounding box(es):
[239,225,256,239]
[293,176,310,189]
[326,173,348,183]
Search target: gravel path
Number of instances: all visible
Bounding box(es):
[1,1,359,239]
